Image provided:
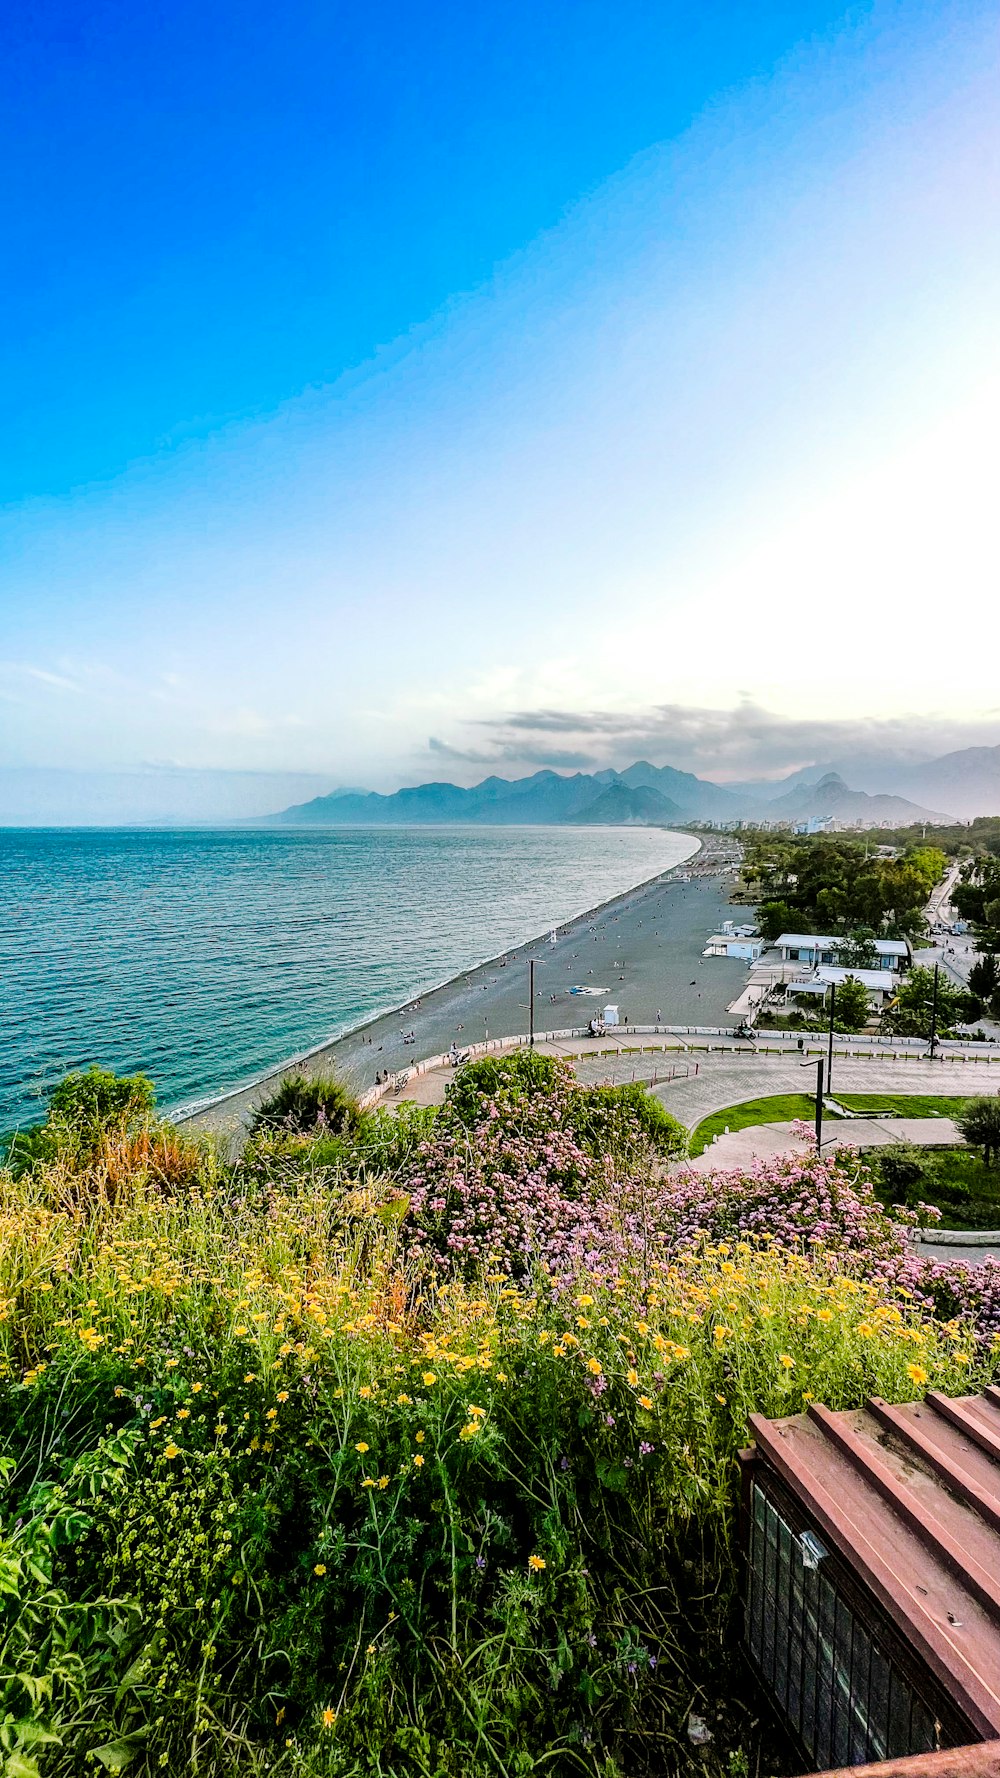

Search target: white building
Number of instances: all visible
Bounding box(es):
[773,933,908,972]
[785,966,898,1009]
[704,932,764,961]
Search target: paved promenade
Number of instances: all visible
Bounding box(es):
[377,1034,1000,1116]
[685,1116,962,1172]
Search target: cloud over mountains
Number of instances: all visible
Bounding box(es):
[430,700,1000,789]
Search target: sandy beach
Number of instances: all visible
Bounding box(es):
[178,832,746,1138]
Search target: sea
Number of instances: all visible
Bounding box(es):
[0,824,696,1130]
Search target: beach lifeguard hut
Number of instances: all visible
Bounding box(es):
[603,1004,620,1027]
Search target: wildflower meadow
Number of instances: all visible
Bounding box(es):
[1,1055,996,1778]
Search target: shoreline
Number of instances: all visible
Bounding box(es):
[177,832,746,1137]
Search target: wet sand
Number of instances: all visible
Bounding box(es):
[178,834,747,1139]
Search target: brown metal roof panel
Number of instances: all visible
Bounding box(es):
[806,1741,1000,1778]
[810,1405,1000,1626]
[929,1393,1000,1468]
[869,1399,1000,1535]
[749,1409,1000,1735]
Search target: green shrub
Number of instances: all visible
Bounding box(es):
[958,1096,1000,1167]
[249,1073,361,1138]
[48,1065,155,1136]
[443,1048,559,1124]
[568,1081,686,1162]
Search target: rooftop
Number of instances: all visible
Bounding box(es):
[749,1391,1000,1741]
[775,933,909,958]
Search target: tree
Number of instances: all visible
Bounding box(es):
[831,975,871,1032]
[838,930,878,970]
[884,966,975,1037]
[969,954,1000,1003]
[957,1096,1000,1168]
[758,900,797,945]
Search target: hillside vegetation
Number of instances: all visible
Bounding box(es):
[2,1058,998,1778]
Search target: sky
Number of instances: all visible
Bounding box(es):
[1,0,998,820]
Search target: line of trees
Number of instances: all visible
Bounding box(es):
[742,834,947,942]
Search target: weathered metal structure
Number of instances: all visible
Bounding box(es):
[741,1392,1000,1774]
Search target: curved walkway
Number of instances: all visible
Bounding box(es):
[685,1117,962,1172]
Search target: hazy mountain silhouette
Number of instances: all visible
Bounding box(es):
[265,760,952,827]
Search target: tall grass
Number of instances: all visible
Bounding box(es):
[0,1072,991,1777]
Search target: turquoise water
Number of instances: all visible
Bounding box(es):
[0,825,694,1128]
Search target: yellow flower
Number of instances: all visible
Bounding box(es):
[378,1476,390,1490]
[528,1554,546,1572]
[639,1395,654,1410]
[355,1441,370,1453]
[244,1372,257,1383]
[149,1415,167,1430]
[359,1386,373,1400]
[422,1372,436,1387]
[396,1392,412,1405]
[586,1358,602,1376]
[164,1443,181,1459]
[778,1354,795,1370]
[191,1381,203,1393]
[266,1407,278,1420]
[577,1294,594,1307]
[715,1393,727,1406]
[713,1326,731,1345]
[413,1454,425,1467]
[636,1321,649,1336]
[314,1563,327,1576]
[627,1368,639,1388]
[277,1390,289,1402]
[415,1431,425,1443]
[234,1326,248,1337]
[907,1364,929,1386]
[322,1707,336,1727]
[858,1322,875,1338]
[361,1477,376,1488]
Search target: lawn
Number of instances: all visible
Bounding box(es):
[688,1092,971,1156]
[835,1092,972,1119]
[869,1142,1000,1230]
[688,1093,839,1155]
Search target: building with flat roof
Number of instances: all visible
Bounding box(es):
[774,934,909,971]
[786,966,898,1007]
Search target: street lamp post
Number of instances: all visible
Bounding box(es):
[826,983,837,1099]
[529,958,536,1048]
[929,961,940,1060]
[801,1055,825,1154]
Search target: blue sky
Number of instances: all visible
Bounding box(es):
[1,0,998,818]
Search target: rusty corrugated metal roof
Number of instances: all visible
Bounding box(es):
[750,1390,1000,1741]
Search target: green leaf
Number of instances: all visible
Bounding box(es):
[5,1753,42,1778]
[92,1740,139,1773]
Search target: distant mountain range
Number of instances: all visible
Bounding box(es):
[264,759,953,828]
[740,745,1000,823]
